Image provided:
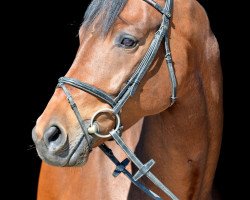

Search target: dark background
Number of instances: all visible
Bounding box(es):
[9,0,247,199]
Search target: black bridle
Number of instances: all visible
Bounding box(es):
[57,0,178,199]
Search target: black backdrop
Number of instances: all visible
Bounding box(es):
[10,0,247,199]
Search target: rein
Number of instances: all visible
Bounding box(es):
[57,0,178,199]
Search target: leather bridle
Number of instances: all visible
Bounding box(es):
[57,0,178,199]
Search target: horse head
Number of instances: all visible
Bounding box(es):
[32,0,174,167]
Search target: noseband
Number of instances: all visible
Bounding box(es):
[57,0,178,199]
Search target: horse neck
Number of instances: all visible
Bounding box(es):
[131,69,223,199]
[134,79,208,160]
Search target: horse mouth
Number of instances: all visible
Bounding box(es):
[67,134,93,166]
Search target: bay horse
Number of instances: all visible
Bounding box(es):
[32,0,223,199]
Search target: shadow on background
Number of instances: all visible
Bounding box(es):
[14,0,245,199]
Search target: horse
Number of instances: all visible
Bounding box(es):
[32,0,223,199]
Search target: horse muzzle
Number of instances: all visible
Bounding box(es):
[32,126,92,166]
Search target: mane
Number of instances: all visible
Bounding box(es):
[83,0,128,35]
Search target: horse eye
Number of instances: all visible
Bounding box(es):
[120,38,137,48]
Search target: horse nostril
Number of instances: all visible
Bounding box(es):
[44,126,66,151]
[48,127,60,142]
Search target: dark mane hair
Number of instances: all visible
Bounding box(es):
[82,0,128,35]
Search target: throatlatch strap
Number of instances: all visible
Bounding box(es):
[164,35,177,106]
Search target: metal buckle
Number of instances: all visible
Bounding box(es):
[89,108,121,138]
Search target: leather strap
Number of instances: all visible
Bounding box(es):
[58,83,92,150]
[99,144,162,200]
[58,77,116,107]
